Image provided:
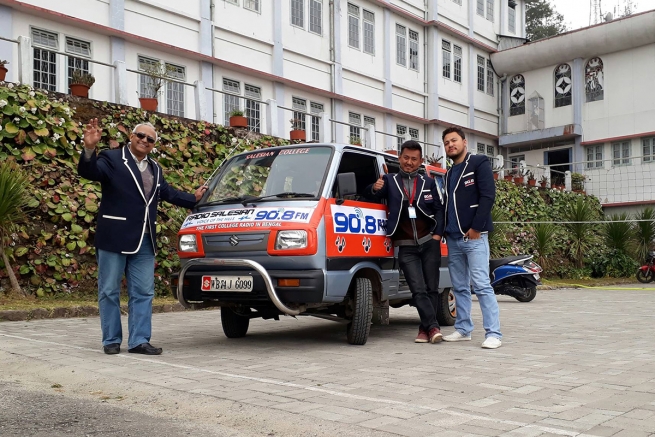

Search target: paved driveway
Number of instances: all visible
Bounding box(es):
[1,287,655,437]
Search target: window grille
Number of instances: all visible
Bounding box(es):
[477,56,485,92]
[586,145,604,168]
[138,56,160,99]
[453,45,462,83]
[396,125,407,149]
[245,84,261,132]
[363,116,375,127]
[223,78,241,124]
[32,29,58,91]
[643,138,655,163]
[612,141,631,166]
[244,0,259,12]
[310,102,324,141]
[442,40,451,79]
[166,63,185,117]
[409,128,419,140]
[554,64,572,107]
[65,37,91,90]
[309,0,322,34]
[396,24,406,66]
[348,3,360,49]
[409,30,419,71]
[291,0,304,27]
[349,112,361,141]
[486,59,494,96]
[509,74,525,116]
[292,97,307,131]
[585,57,604,102]
[363,10,375,55]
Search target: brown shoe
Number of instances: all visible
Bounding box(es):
[415,329,429,343]
[428,328,443,343]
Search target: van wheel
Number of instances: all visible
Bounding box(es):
[346,277,373,345]
[221,306,250,338]
[436,288,456,326]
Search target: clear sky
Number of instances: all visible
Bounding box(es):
[549,0,655,30]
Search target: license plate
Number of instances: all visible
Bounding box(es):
[201,275,253,292]
[533,273,540,280]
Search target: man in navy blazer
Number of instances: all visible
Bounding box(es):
[79,119,207,355]
[366,141,445,344]
[440,126,502,349]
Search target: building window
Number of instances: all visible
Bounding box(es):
[409,128,419,140]
[509,155,525,170]
[245,84,261,133]
[65,37,91,91]
[309,0,322,34]
[363,10,375,55]
[409,30,419,71]
[32,28,58,91]
[509,74,525,116]
[225,0,238,4]
[291,0,304,28]
[222,78,241,124]
[396,124,407,148]
[477,143,495,163]
[642,138,655,162]
[453,45,462,83]
[244,0,259,12]
[486,60,494,96]
[442,40,451,79]
[612,141,631,166]
[477,56,485,92]
[138,56,161,99]
[348,3,360,49]
[349,112,361,141]
[585,57,604,102]
[586,145,603,168]
[486,0,494,21]
[508,4,516,33]
[310,102,324,141]
[166,63,185,117]
[476,0,484,16]
[292,97,307,131]
[396,24,406,66]
[554,64,572,108]
[452,0,462,4]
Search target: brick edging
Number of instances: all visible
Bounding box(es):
[0,303,187,322]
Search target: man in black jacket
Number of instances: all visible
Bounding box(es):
[79,119,206,355]
[366,141,445,343]
[440,127,501,349]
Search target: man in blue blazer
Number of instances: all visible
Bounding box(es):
[79,119,206,355]
[366,141,445,344]
[440,126,501,349]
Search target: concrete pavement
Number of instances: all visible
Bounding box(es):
[1,287,654,436]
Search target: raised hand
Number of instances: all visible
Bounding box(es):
[373,164,388,192]
[83,118,102,150]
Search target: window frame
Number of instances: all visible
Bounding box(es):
[243,0,260,12]
[292,96,308,131]
[309,0,322,35]
[291,0,304,29]
[643,138,655,163]
[453,44,462,83]
[65,36,92,92]
[138,55,161,99]
[486,59,494,96]
[165,62,186,117]
[585,145,604,169]
[486,0,494,21]
[222,77,242,124]
[347,3,360,49]
[476,0,485,16]
[612,141,631,166]
[349,111,362,141]
[244,83,262,133]
[396,24,407,67]
[363,9,375,55]
[396,124,407,149]
[310,101,324,142]
[32,27,59,92]
[442,39,452,79]
[508,4,516,34]
[509,74,526,116]
[554,63,573,108]
[477,55,485,92]
[409,29,419,71]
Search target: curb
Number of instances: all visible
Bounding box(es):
[0,303,187,322]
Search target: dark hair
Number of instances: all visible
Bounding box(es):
[442,126,466,141]
[400,140,422,157]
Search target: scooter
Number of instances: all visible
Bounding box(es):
[636,251,655,283]
[490,255,542,302]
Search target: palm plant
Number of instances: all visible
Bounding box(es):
[603,213,635,256]
[0,161,31,296]
[489,207,510,258]
[563,197,598,268]
[532,222,558,269]
[634,207,655,261]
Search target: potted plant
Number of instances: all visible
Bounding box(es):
[513,170,524,185]
[289,118,306,141]
[571,172,586,193]
[503,170,513,181]
[69,70,95,98]
[527,171,537,187]
[539,174,548,188]
[426,154,443,168]
[492,165,503,181]
[137,63,172,111]
[349,135,362,146]
[384,149,398,156]
[229,109,247,128]
[0,60,8,82]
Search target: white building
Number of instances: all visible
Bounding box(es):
[491,10,655,212]
[0,0,527,156]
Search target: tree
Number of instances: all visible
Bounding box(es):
[0,160,30,297]
[525,0,568,42]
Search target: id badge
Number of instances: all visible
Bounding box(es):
[408,207,417,219]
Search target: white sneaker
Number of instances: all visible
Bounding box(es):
[442,331,471,342]
[481,337,502,349]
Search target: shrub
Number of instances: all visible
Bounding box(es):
[634,207,655,261]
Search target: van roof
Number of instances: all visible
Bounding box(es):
[232,143,401,158]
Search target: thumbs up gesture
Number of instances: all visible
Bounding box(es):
[373,164,388,192]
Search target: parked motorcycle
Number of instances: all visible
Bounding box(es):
[636,251,655,283]
[490,255,542,302]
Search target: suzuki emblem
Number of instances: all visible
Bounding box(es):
[229,235,240,246]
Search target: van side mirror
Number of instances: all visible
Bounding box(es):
[337,172,357,201]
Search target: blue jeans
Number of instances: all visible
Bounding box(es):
[446,234,501,339]
[96,236,155,349]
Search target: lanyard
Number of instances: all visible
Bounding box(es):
[403,177,418,206]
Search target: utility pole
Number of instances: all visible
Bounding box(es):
[590,0,601,25]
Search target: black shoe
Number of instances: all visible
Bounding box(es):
[128,343,162,355]
[103,343,120,355]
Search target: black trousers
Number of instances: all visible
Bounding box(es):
[398,238,441,332]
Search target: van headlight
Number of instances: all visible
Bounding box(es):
[275,230,307,250]
[178,234,197,252]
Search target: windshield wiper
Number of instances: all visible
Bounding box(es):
[243,192,316,206]
[196,196,254,208]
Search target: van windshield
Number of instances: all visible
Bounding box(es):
[206,146,332,203]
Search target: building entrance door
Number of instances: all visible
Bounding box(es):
[545,148,571,186]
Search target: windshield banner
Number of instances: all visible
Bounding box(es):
[180,207,315,230]
[330,205,388,236]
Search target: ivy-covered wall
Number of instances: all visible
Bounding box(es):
[0,82,287,296]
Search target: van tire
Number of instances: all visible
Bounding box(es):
[436,288,456,326]
[221,306,250,338]
[346,277,373,345]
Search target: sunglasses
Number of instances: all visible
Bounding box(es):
[134,132,156,144]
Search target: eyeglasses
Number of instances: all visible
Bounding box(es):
[134,132,156,144]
